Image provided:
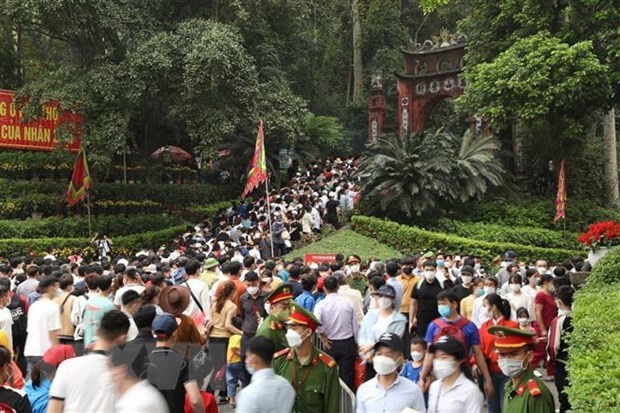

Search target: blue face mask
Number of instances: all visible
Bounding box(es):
[476,289,485,297]
[438,304,451,318]
[245,360,255,375]
[436,259,444,267]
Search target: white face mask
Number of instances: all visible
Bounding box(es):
[498,356,528,378]
[424,271,436,282]
[247,286,259,296]
[285,329,304,348]
[461,275,473,285]
[350,264,360,273]
[432,359,457,379]
[411,351,424,362]
[537,267,547,275]
[509,284,521,293]
[264,302,271,315]
[518,318,530,326]
[378,297,393,309]
[483,286,496,295]
[373,355,398,375]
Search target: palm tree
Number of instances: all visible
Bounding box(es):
[357,129,504,217]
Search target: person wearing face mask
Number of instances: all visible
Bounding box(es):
[505,274,535,321]
[489,326,555,413]
[546,286,574,413]
[239,271,269,377]
[356,333,426,413]
[0,344,32,412]
[256,284,294,351]
[236,336,295,413]
[427,335,483,413]
[397,256,421,321]
[419,291,494,399]
[472,276,499,327]
[451,265,474,312]
[409,260,445,338]
[400,337,431,400]
[346,256,368,296]
[460,278,484,320]
[534,274,558,346]
[478,293,518,413]
[521,268,541,300]
[273,303,340,413]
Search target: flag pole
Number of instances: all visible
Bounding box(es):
[86,191,92,239]
[264,167,275,258]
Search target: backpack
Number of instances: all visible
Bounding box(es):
[432,317,470,349]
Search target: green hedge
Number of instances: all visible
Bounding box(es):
[0,180,237,219]
[0,214,190,239]
[0,224,188,259]
[430,218,579,250]
[351,216,582,262]
[567,247,620,412]
[453,197,620,232]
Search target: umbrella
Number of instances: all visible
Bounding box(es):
[151,145,192,163]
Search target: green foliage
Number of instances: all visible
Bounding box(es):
[351,215,582,263]
[567,247,620,412]
[462,32,609,129]
[283,229,402,261]
[357,129,504,217]
[0,214,189,239]
[452,196,620,232]
[430,218,579,250]
[189,201,236,219]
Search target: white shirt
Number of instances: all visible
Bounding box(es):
[505,291,535,321]
[339,285,365,324]
[357,375,426,413]
[24,297,61,357]
[428,373,483,413]
[49,353,116,412]
[0,307,13,350]
[182,278,212,320]
[521,284,540,300]
[236,368,295,413]
[114,284,145,307]
[472,294,491,328]
[115,380,169,413]
[126,315,138,341]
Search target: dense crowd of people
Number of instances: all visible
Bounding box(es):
[0,158,582,413]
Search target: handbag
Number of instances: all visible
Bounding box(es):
[281,229,291,240]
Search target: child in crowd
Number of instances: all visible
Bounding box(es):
[400,337,431,404]
[225,318,247,408]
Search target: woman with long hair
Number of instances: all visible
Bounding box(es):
[0,345,32,411]
[209,281,242,404]
[478,293,519,413]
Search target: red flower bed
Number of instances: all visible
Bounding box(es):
[577,221,620,248]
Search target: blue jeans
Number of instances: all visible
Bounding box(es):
[487,371,508,413]
[226,362,248,398]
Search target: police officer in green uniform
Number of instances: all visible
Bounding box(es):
[273,303,340,413]
[489,326,555,413]
[256,284,293,351]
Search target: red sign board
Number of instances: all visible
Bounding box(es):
[304,253,338,265]
[0,89,81,152]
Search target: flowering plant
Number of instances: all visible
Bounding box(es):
[577,221,620,250]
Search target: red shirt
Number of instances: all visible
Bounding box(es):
[478,317,519,373]
[535,291,557,330]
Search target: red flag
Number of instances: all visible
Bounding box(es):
[554,160,566,222]
[241,120,268,199]
[67,145,92,206]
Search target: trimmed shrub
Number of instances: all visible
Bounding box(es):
[567,247,620,411]
[0,214,190,239]
[351,216,582,262]
[452,197,620,232]
[430,218,579,250]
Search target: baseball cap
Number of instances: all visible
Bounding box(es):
[117,258,129,267]
[460,265,474,275]
[503,251,517,261]
[145,264,157,273]
[371,285,396,298]
[373,332,405,353]
[429,335,465,360]
[152,313,178,338]
[43,344,76,367]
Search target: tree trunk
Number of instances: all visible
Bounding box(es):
[603,108,619,206]
[351,0,363,104]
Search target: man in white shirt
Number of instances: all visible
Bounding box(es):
[121,290,142,341]
[24,276,61,367]
[237,336,295,413]
[356,333,426,413]
[48,310,130,413]
[181,260,211,322]
[114,268,145,309]
[0,287,13,351]
[333,271,364,324]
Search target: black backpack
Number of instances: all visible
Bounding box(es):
[7,294,27,347]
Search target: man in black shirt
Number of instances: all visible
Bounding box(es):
[239,272,268,362]
[126,304,157,379]
[452,265,474,312]
[409,260,445,338]
[324,196,340,228]
[547,286,574,413]
[148,313,204,413]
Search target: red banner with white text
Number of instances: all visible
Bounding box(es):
[0,89,81,152]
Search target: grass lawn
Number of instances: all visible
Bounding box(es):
[284,229,403,261]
